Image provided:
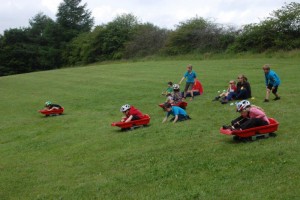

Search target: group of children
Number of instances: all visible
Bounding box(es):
[213,74,252,104]
[43,64,281,130]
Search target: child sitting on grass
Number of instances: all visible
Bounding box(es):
[213,80,237,103]
[223,100,269,130]
[162,102,191,123]
[120,104,144,123]
[161,81,173,96]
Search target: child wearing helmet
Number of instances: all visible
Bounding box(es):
[224,100,269,130]
[44,101,62,111]
[120,104,144,123]
[162,102,191,123]
[169,84,182,104]
[179,64,197,101]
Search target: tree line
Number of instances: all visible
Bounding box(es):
[0,0,299,76]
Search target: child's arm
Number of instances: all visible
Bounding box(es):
[173,115,178,123]
[162,116,168,123]
[179,77,185,85]
[124,115,133,123]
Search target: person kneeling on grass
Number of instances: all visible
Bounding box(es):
[223,100,269,130]
[45,101,62,111]
[120,104,144,123]
[162,102,191,124]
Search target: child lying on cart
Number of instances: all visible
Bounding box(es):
[223,100,269,130]
[120,104,144,123]
[162,102,191,124]
[44,101,62,111]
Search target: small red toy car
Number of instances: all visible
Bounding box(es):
[158,101,188,109]
[111,114,151,130]
[39,108,64,116]
[220,118,279,141]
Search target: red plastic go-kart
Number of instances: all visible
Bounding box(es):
[39,107,64,117]
[158,101,188,109]
[111,114,151,131]
[220,118,279,141]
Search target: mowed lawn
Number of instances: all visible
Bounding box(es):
[0,58,299,199]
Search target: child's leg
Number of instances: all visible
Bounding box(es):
[272,86,280,99]
[231,116,244,126]
[240,118,268,130]
[265,84,272,101]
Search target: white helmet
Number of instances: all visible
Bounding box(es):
[236,100,250,112]
[120,104,130,112]
[172,84,180,90]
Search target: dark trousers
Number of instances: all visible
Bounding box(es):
[170,114,191,122]
[231,116,268,130]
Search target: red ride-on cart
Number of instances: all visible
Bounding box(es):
[111,114,151,131]
[220,118,279,141]
[158,102,188,109]
[39,107,64,117]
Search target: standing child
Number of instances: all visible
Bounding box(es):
[179,64,197,101]
[120,104,144,123]
[262,64,281,102]
[162,102,191,123]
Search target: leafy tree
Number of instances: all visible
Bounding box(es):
[92,14,139,60]
[56,0,94,42]
[163,17,236,55]
[0,28,35,75]
[123,23,170,58]
[231,2,300,52]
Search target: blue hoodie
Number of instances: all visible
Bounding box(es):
[265,70,281,87]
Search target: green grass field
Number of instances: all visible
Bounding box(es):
[1,58,299,199]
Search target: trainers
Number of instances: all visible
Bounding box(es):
[273,96,280,101]
[222,125,232,129]
[264,99,269,102]
[212,96,220,101]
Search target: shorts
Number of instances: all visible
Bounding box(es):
[267,84,278,94]
[184,82,194,92]
[131,115,141,121]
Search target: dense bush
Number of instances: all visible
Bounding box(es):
[230,2,300,52]
[0,1,299,76]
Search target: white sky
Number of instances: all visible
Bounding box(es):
[0,0,295,34]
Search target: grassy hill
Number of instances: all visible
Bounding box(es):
[1,58,299,199]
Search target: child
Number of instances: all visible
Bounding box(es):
[213,80,237,103]
[179,64,197,101]
[44,101,62,111]
[236,75,251,100]
[120,104,144,123]
[169,84,182,104]
[223,100,269,130]
[262,64,281,102]
[162,102,191,123]
[161,81,173,96]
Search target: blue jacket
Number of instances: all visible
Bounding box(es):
[167,106,187,117]
[265,70,281,87]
